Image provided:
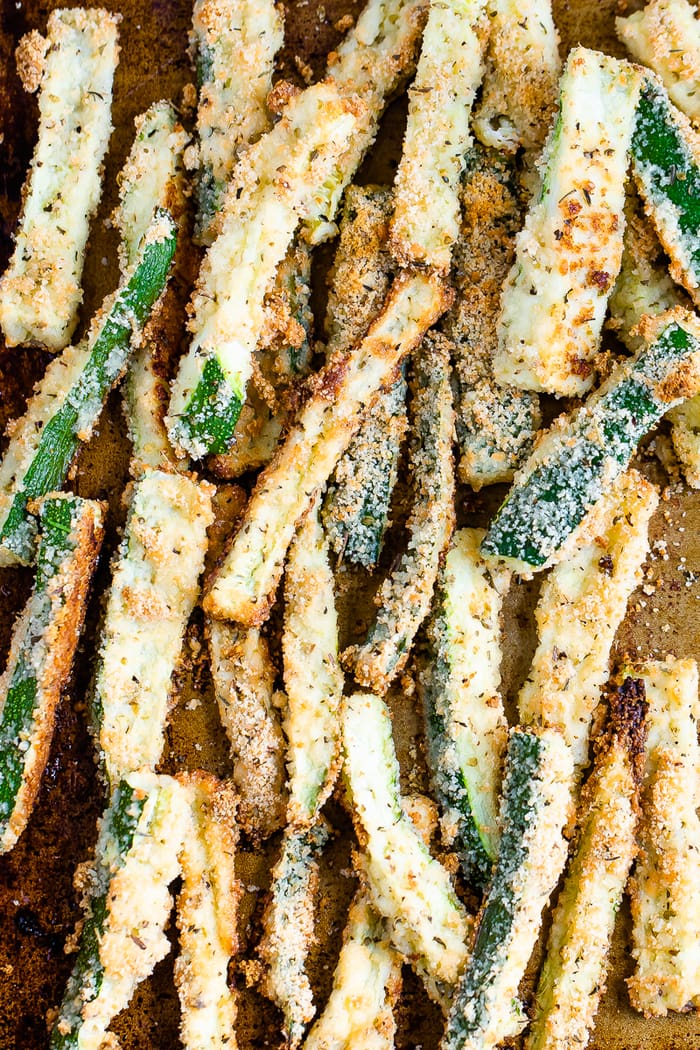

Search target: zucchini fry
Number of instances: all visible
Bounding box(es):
[207,620,287,841]
[342,691,472,990]
[259,823,330,1048]
[346,332,455,694]
[115,100,190,475]
[495,48,642,396]
[526,683,647,1050]
[175,774,240,1050]
[91,470,214,785]
[617,0,700,128]
[302,893,402,1050]
[0,208,177,567]
[167,82,362,460]
[445,148,540,489]
[284,498,344,828]
[622,659,700,1017]
[441,727,574,1050]
[50,772,190,1050]
[481,308,700,575]
[517,469,658,770]
[0,495,104,854]
[323,186,407,569]
[204,271,451,626]
[389,0,488,272]
[190,0,283,243]
[420,528,510,889]
[0,9,119,350]
[473,0,560,153]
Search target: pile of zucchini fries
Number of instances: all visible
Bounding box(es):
[1,0,700,1048]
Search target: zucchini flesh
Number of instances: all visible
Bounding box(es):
[91,470,214,785]
[204,271,451,626]
[0,209,177,567]
[0,495,104,853]
[190,0,283,243]
[175,774,240,1050]
[618,0,700,129]
[495,48,641,396]
[473,0,560,153]
[345,332,455,694]
[631,77,700,305]
[526,686,646,1050]
[441,727,573,1050]
[342,691,472,989]
[283,499,344,827]
[389,0,488,272]
[481,310,700,574]
[50,772,189,1049]
[0,9,119,350]
[445,148,540,489]
[259,823,330,1048]
[167,82,360,460]
[420,528,509,889]
[517,469,658,769]
[303,893,401,1050]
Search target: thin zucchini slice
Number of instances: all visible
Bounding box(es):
[204,271,451,626]
[342,691,472,989]
[495,48,642,396]
[526,684,646,1050]
[167,82,360,460]
[0,209,177,567]
[0,494,104,854]
[91,470,214,785]
[617,0,700,128]
[481,308,700,574]
[175,773,240,1050]
[441,727,574,1050]
[419,528,510,889]
[283,498,344,828]
[302,893,402,1050]
[0,9,119,350]
[473,0,560,153]
[207,619,287,841]
[259,823,330,1048]
[50,772,190,1050]
[190,0,283,243]
[346,332,455,694]
[517,469,658,770]
[445,148,540,489]
[621,659,700,1017]
[389,0,488,272]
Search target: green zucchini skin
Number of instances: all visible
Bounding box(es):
[0,209,177,565]
[169,353,244,458]
[481,314,700,573]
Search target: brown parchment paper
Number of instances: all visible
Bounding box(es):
[0,0,699,1047]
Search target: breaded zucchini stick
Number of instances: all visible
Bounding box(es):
[0,495,104,854]
[205,271,451,625]
[495,48,642,396]
[617,0,700,128]
[622,659,700,1017]
[420,528,510,889]
[189,0,283,243]
[345,332,455,694]
[91,470,214,784]
[526,683,647,1050]
[343,691,472,990]
[175,774,240,1050]
[389,0,488,272]
[473,0,560,153]
[517,469,658,770]
[0,9,119,350]
[441,727,573,1050]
